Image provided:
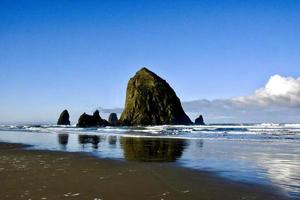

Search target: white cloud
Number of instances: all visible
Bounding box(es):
[183,75,300,123]
[233,75,300,107]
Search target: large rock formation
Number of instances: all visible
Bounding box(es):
[120,67,192,126]
[57,109,70,125]
[108,113,118,126]
[195,115,205,125]
[77,110,110,127]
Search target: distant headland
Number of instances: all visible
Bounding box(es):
[57,68,205,127]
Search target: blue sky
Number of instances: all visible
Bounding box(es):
[0,0,300,124]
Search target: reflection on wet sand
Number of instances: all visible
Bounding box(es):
[78,135,100,149]
[57,134,193,163]
[58,134,69,150]
[197,139,204,148]
[120,137,187,162]
[108,135,117,146]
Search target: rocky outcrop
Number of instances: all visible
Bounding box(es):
[108,113,118,126]
[77,110,110,127]
[120,67,192,126]
[57,109,70,125]
[195,115,205,125]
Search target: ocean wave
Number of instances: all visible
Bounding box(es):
[1,124,300,142]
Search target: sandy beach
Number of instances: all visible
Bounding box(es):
[0,142,290,200]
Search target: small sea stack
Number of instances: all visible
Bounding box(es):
[57,109,70,125]
[120,67,192,126]
[77,110,110,127]
[108,113,118,126]
[195,115,205,125]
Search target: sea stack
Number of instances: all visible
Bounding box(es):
[195,115,205,125]
[120,67,192,126]
[77,110,110,127]
[108,113,118,126]
[57,109,70,125]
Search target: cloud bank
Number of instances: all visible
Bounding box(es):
[233,75,300,107]
[183,75,300,123]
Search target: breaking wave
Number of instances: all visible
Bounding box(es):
[1,123,300,141]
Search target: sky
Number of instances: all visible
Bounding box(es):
[0,0,300,124]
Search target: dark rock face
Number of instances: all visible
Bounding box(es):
[195,115,205,125]
[57,109,70,125]
[120,67,192,126]
[77,110,110,127]
[108,113,118,126]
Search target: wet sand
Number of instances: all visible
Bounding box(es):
[0,142,290,200]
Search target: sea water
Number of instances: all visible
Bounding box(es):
[0,123,299,198]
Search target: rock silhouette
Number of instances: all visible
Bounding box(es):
[108,113,118,126]
[77,110,110,127]
[195,115,205,125]
[57,109,70,125]
[120,67,192,126]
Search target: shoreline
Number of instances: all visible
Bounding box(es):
[0,142,291,200]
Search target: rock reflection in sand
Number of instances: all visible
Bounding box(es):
[120,137,187,162]
[56,134,188,162]
[78,135,100,149]
[58,134,69,150]
[108,135,117,146]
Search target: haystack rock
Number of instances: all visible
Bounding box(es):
[57,109,70,125]
[195,115,205,125]
[120,67,192,126]
[77,110,110,127]
[108,113,118,126]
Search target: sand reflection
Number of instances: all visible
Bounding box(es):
[78,135,100,149]
[58,134,69,150]
[120,137,187,162]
